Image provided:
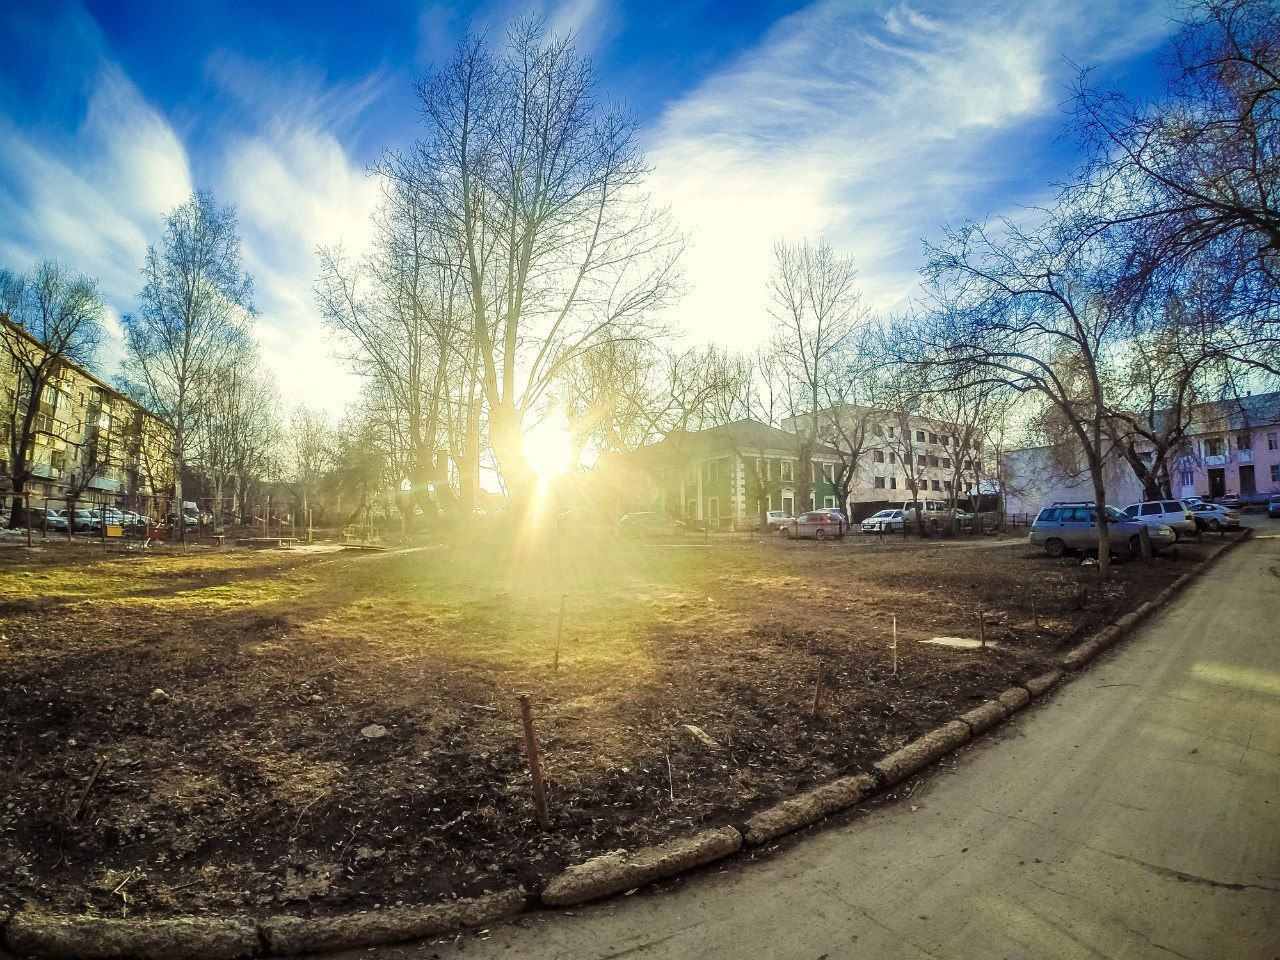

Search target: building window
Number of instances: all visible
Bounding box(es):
[1238,432,1252,450]
[888,452,896,463]
[1268,432,1277,451]
[755,457,766,479]
[874,476,886,489]
[1204,438,1223,456]
[780,460,793,481]
[1272,464,1279,483]
[941,435,949,447]
[916,430,925,442]
[824,496,836,508]
[941,457,951,468]
[874,450,884,463]
[1180,469,1194,486]
[944,480,952,491]
[928,432,937,444]
[889,477,897,490]
[917,454,927,467]
[887,426,895,438]
[931,480,941,491]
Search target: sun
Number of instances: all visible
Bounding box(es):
[522,416,575,481]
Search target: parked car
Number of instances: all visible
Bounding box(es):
[16,506,67,531]
[1029,502,1176,557]
[764,510,793,531]
[1187,501,1240,531]
[1218,493,1244,509]
[71,508,100,532]
[618,512,685,536]
[1121,499,1198,539]
[780,510,844,540]
[1268,494,1280,519]
[861,509,905,534]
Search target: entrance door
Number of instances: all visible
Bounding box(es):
[1208,468,1225,498]
[781,495,794,516]
[1239,464,1256,494]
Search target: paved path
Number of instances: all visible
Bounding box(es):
[366,532,1280,960]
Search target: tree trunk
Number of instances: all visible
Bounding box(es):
[1089,464,1111,580]
[488,403,533,510]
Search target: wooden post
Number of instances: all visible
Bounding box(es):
[553,595,566,673]
[891,615,898,675]
[518,695,551,829]
[1139,523,1153,559]
[24,493,31,547]
[42,498,49,539]
[978,609,987,649]
[811,665,825,716]
[307,507,313,544]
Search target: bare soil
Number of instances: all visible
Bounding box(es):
[0,528,1236,920]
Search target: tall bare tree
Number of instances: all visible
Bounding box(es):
[0,261,103,527]
[402,22,684,506]
[919,213,1129,577]
[121,191,254,538]
[768,239,868,514]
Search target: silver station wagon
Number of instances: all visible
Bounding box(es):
[1029,502,1176,557]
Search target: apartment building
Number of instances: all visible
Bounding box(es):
[1,315,173,508]
[1172,390,1280,499]
[783,404,983,514]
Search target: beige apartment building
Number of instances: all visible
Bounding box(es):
[1,315,172,509]
[783,404,984,517]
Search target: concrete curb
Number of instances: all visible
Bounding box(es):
[260,888,525,955]
[872,720,971,787]
[4,911,259,960]
[742,774,878,846]
[541,827,742,907]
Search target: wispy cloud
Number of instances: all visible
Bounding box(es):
[646,0,1173,346]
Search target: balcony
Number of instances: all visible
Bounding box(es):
[1203,453,1226,467]
[1237,449,1253,464]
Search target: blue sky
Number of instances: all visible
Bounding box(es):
[0,0,1176,415]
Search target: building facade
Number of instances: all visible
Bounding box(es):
[1171,392,1280,500]
[1,315,173,509]
[628,419,844,525]
[783,404,984,517]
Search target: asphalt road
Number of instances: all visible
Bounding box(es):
[357,527,1280,960]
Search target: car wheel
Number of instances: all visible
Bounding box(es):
[1208,518,1221,531]
[815,528,827,541]
[1045,537,1065,558]
[781,528,793,539]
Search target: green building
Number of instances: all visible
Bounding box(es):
[627,419,844,526]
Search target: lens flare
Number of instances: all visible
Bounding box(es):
[522,416,574,481]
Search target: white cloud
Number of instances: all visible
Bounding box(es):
[645,0,1173,347]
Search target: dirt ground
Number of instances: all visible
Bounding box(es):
[0,527,1239,920]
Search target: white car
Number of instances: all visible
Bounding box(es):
[1188,502,1240,531]
[764,510,793,531]
[1121,499,1198,539]
[861,509,905,533]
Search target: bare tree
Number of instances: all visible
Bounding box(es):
[0,261,103,527]
[121,191,254,539]
[286,406,334,525]
[768,239,867,514]
[402,22,684,507]
[919,212,1129,576]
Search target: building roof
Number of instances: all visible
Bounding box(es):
[635,418,842,462]
[1187,390,1280,434]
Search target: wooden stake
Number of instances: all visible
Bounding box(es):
[553,595,566,673]
[70,756,106,823]
[979,609,987,649]
[518,695,551,829]
[666,753,675,801]
[811,665,825,716]
[892,615,898,675]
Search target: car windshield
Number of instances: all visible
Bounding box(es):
[1104,506,1129,522]
[869,510,891,519]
